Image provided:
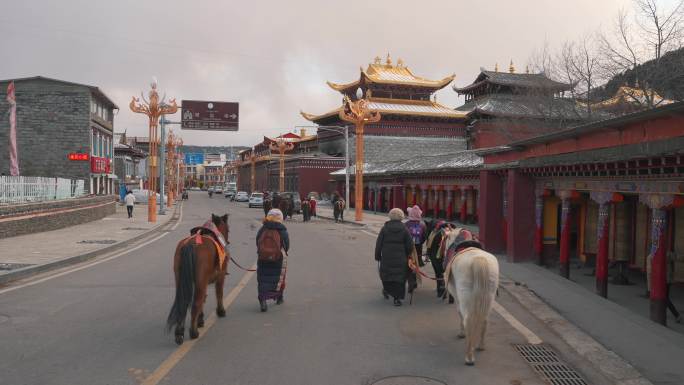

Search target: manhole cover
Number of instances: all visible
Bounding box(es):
[515,344,588,385]
[0,263,34,271]
[371,376,447,385]
[121,227,147,231]
[78,240,117,245]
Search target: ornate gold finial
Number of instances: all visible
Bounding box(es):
[386,52,392,66]
[374,56,381,65]
[494,63,499,72]
[397,58,404,67]
[509,60,515,73]
[526,65,530,74]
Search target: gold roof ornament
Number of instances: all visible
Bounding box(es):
[494,63,499,72]
[509,60,515,73]
[397,58,404,67]
[386,53,392,66]
[374,56,382,65]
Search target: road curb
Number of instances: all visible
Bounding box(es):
[0,203,182,286]
[498,278,653,385]
[315,213,367,227]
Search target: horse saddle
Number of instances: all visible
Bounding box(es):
[190,220,228,249]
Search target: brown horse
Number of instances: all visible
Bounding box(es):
[166,213,229,345]
[263,199,272,217]
[333,199,346,222]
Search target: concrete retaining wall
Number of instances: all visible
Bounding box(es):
[0,195,116,238]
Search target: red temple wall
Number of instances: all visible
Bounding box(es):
[485,114,684,164]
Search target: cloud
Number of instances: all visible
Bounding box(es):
[1,0,629,146]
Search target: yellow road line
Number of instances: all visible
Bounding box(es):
[141,264,257,385]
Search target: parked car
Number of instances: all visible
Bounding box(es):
[225,190,236,199]
[214,186,223,194]
[189,186,201,191]
[131,189,166,205]
[278,192,302,213]
[235,191,249,202]
[248,192,264,208]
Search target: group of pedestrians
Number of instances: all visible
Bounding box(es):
[375,204,436,306]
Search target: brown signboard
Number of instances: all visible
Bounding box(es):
[181,100,239,131]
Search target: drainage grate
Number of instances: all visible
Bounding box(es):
[121,227,148,231]
[515,344,588,385]
[78,239,117,245]
[0,263,34,271]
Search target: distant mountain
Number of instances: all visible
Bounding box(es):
[592,47,684,101]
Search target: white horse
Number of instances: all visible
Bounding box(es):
[443,229,499,366]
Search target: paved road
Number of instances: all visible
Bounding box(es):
[0,192,610,385]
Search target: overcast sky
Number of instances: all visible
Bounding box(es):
[2,0,631,146]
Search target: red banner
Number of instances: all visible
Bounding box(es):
[90,156,111,174]
[7,81,18,176]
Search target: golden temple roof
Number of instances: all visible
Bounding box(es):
[300,97,467,122]
[592,86,675,108]
[326,57,455,92]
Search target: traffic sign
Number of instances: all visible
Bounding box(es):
[184,153,205,165]
[181,100,239,131]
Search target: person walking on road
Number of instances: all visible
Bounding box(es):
[405,205,426,294]
[375,208,414,306]
[309,196,317,217]
[256,208,290,312]
[124,190,135,219]
[301,199,311,222]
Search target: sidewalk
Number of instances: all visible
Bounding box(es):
[501,260,684,385]
[0,203,178,285]
[315,205,480,235]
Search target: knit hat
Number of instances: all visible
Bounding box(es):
[265,208,284,223]
[388,208,405,221]
[407,205,422,221]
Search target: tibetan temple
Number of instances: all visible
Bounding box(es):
[236,55,684,325]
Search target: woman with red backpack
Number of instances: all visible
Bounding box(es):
[256,208,290,312]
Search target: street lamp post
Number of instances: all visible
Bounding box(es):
[339,88,381,222]
[269,137,295,192]
[249,152,257,193]
[129,80,178,222]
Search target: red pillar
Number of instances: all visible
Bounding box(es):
[650,207,669,325]
[433,187,440,219]
[506,170,536,262]
[393,185,406,212]
[447,189,454,221]
[411,186,417,206]
[596,200,611,298]
[460,188,468,224]
[479,171,505,253]
[534,194,543,264]
[559,196,571,279]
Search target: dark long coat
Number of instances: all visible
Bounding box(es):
[375,219,414,283]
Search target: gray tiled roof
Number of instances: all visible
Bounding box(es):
[331,150,482,177]
[454,70,572,93]
[361,135,467,163]
[455,94,597,120]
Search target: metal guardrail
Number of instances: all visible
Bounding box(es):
[0,176,85,205]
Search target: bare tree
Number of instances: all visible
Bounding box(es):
[599,0,684,107]
[528,39,556,76]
